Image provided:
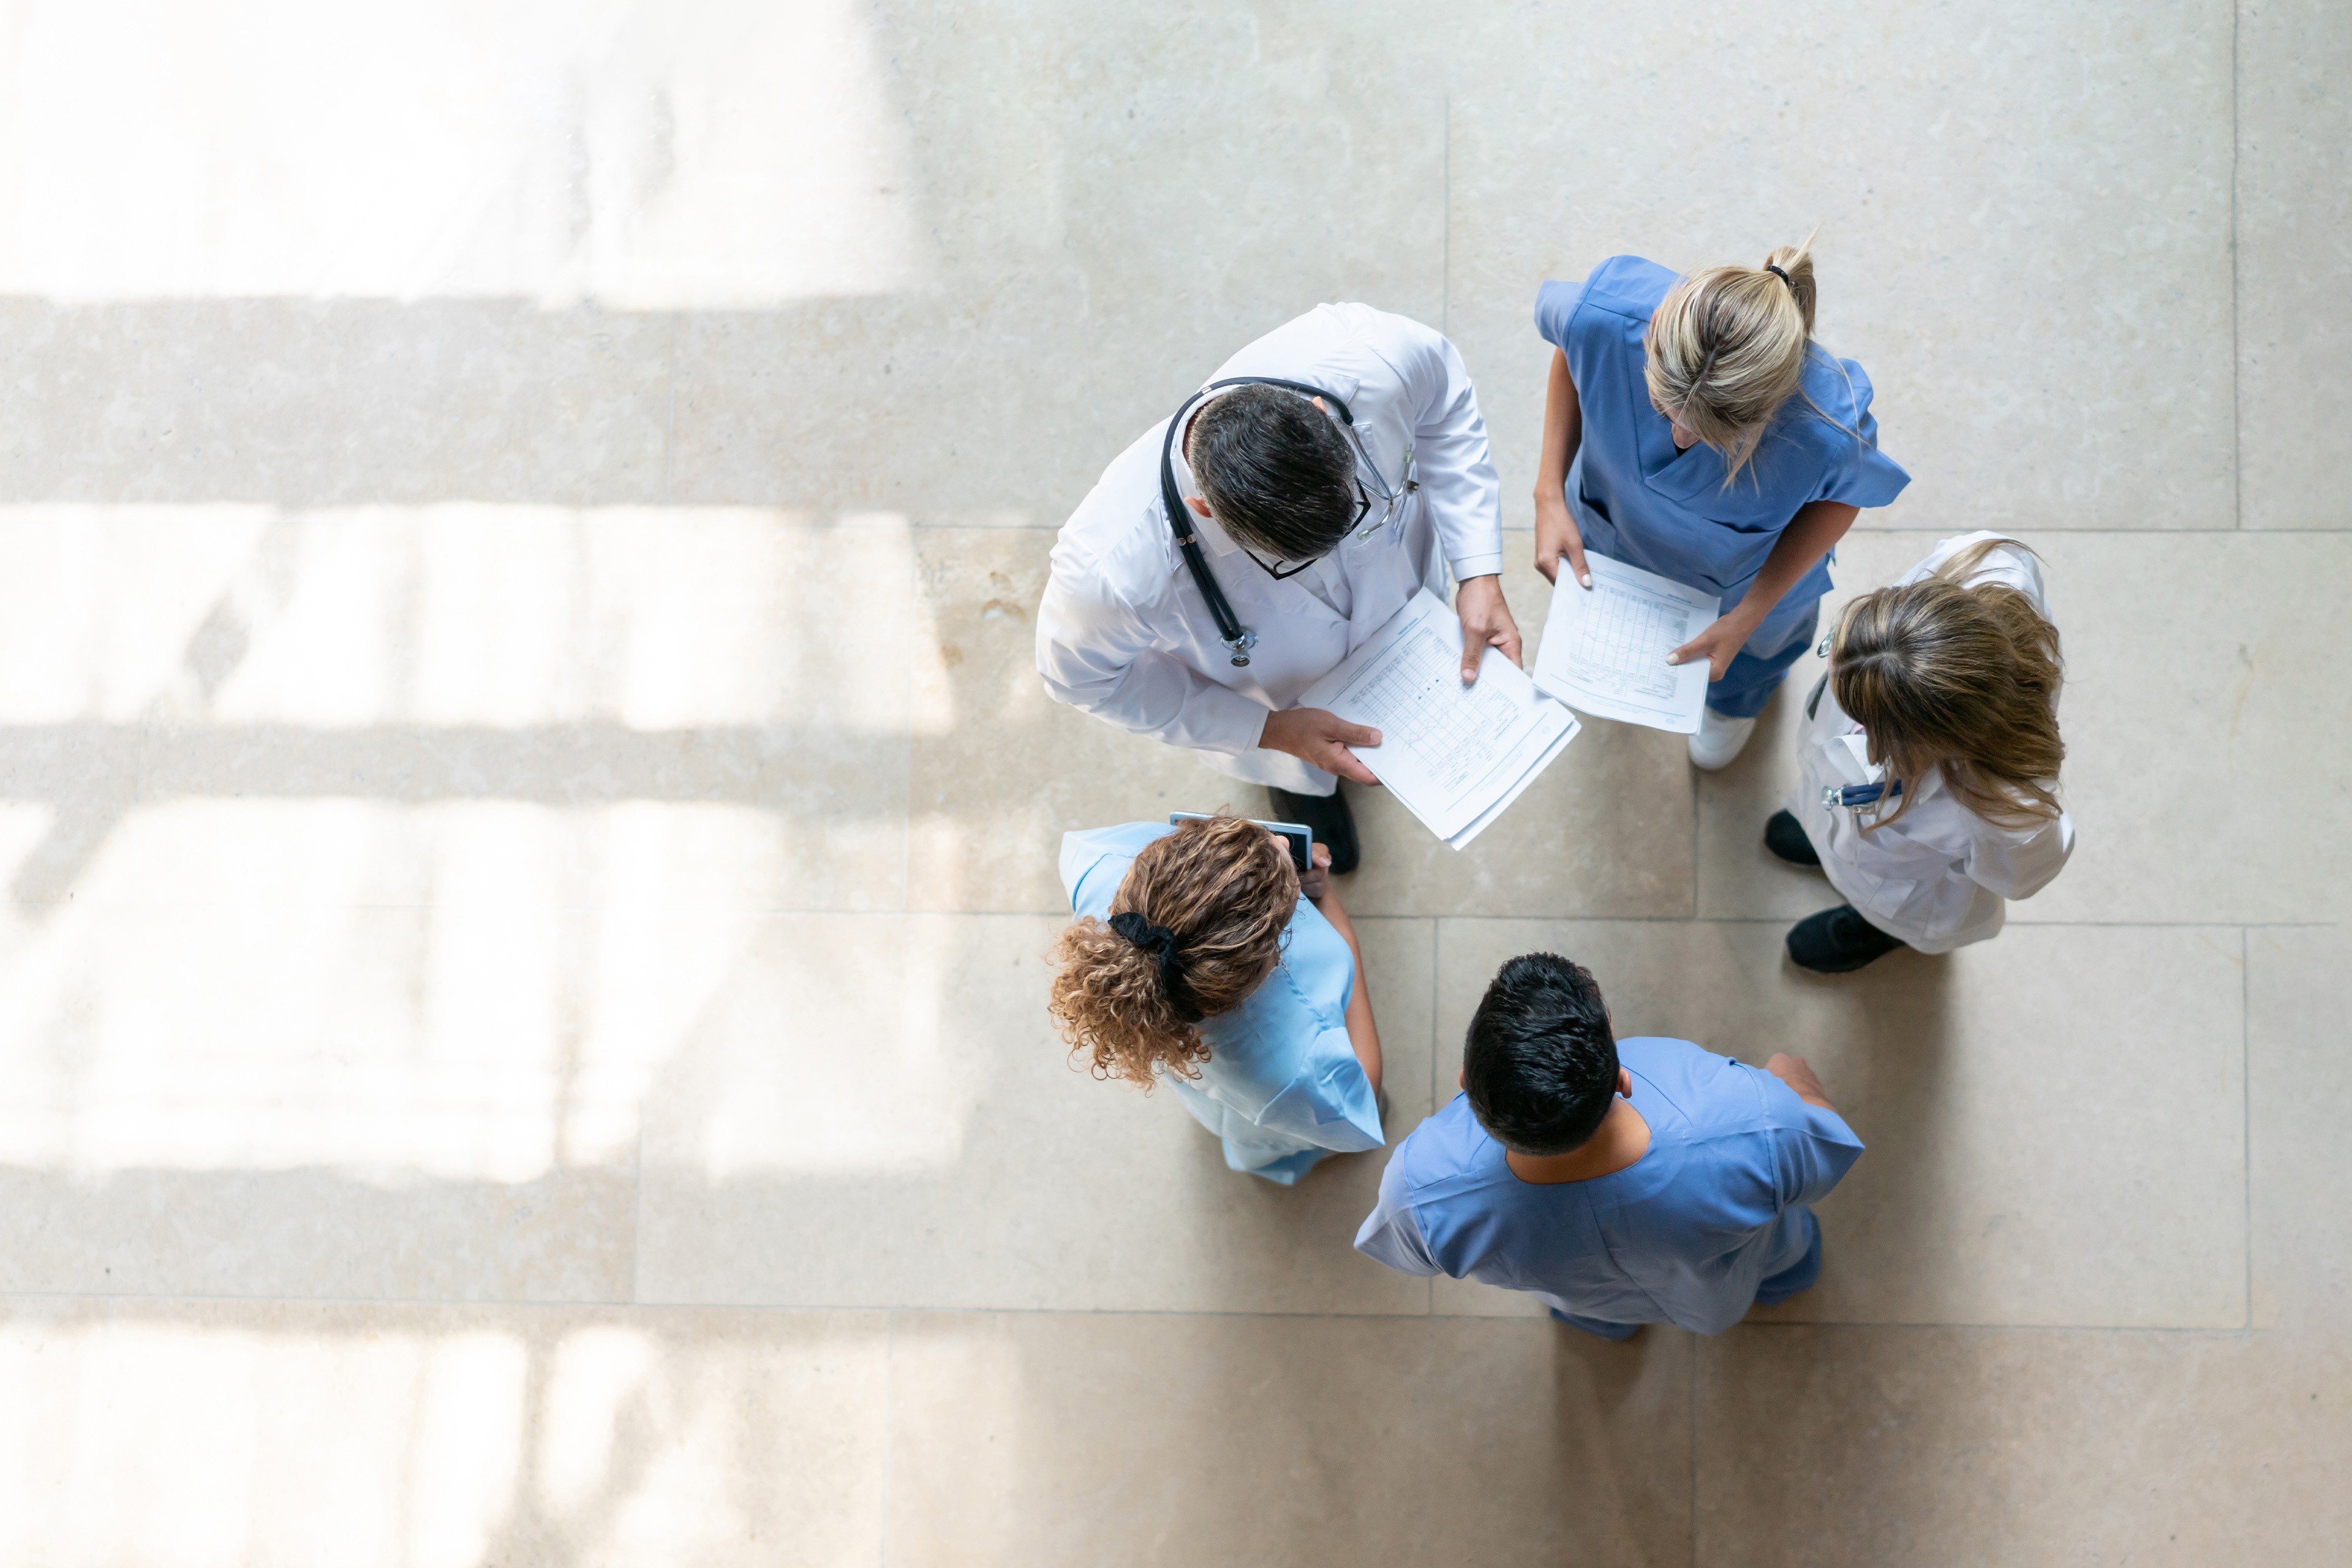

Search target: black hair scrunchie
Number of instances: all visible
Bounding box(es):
[1109,910,1204,1023]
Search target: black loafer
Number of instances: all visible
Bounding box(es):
[1268,785,1360,875]
[1786,904,1907,973]
[1765,809,1821,867]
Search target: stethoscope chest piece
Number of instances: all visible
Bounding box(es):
[1822,779,1902,818]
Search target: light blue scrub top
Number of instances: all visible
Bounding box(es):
[1060,823,1384,1185]
[1535,255,1911,649]
[1354,1037,1864,1333]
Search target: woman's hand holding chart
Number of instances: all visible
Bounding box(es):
[1530,552,1722,734]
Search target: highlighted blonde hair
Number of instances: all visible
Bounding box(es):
[1830,539,2067,831]
[1047,814,1298,1087]
[1645,231,1828,484]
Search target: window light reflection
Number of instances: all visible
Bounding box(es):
[0,0,932,306]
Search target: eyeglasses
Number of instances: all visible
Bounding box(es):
[1242,484,1375,581]
[1234,419,1418,583]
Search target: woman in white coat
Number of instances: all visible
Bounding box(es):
[1766,532,2075,971]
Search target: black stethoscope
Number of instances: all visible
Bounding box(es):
[1156,377,1416,668]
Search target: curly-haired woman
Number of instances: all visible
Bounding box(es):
[1050,813,1384,1184]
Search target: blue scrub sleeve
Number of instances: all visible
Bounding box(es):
[1757,1075,1867,1208]
[1806,361,1911,510]
[1248,1031,1385,1152]
[1532,277,1589,353]
[1353,1197,1442,1276]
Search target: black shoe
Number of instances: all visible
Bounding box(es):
[1786,904,1907,973]
[1268,785,1360,875]
[1765,809,1821,867]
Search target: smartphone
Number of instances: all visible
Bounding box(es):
[1168,812,1313,873]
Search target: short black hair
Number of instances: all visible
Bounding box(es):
[1462,953,1618,1156]
[1185,384,1359,560]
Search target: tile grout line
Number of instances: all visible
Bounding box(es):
[1427,915,1441,1317]
[880,1310,895,1568]
[2242,925,2252,1329]
[2231,0,2244,531]
[1687,1336,1699,1568]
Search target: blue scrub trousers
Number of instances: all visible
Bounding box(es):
[1706,604,1820,720]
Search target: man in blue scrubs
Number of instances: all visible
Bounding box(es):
[1354,952,1863,1336]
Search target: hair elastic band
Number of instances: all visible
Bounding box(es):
[1109,910,1204,1022]
[1764,262,1793,288]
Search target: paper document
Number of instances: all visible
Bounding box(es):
[1531,552,1721,733]
[1300,590,1580,848]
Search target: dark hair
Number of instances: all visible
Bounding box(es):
[1185,384,1359,560]
[1461,953,1618,1156]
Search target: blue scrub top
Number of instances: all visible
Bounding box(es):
[1354,1037,1864,1333]
[1535,256,1910,638]
[1060,823,1384,1185]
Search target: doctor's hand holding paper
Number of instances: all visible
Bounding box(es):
[1036,303,1520,874]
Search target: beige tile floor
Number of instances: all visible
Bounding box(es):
[0,2,2345,1564]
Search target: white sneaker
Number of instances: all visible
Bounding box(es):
[1687,708,1757,771]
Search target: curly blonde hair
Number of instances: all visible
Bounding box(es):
[1047,815,1298,1088]
[1831,538,2066,831]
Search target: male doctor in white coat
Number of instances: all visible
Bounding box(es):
[1036,303,1521,873]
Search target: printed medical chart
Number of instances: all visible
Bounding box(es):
[1531,552,1721,733]
[1300,590,1580,846]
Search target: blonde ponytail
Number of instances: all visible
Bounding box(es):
[1047,815,1298,1088]
[1644,230,1823,484]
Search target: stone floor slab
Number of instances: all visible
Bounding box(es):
[2248,925,2352,1332]
[2237,0,2352,530]
[669,1,1447,519]
[0,1298,889,1568]
[907,527,1212,915]
[1697,1324,2351,1567]
[888,1309,1692,1568]
[0,505,915,914]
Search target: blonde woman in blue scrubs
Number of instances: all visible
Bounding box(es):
[1532,239,1911,767]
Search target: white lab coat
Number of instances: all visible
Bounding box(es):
[1036,303,1505,795]
[1791,532,2076,953]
